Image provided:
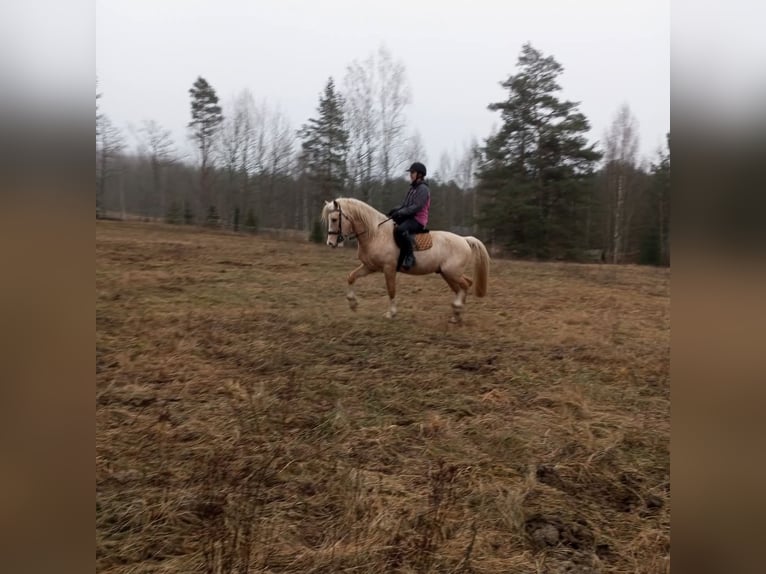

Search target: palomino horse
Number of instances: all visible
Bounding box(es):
[321,198,490,323]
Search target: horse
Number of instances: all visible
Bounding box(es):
[321,197,490,323]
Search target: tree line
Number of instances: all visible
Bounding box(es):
[96,43,669,265]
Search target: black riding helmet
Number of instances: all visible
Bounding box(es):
[406,162,427,177]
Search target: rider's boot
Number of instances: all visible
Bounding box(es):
[400,233,416,270]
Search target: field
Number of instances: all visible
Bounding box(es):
[96,221,670,573]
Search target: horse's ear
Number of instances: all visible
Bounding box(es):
[332,199,338,209]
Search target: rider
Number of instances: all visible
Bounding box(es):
[388,162,430,271]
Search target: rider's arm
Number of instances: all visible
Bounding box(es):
[395,184,429,217]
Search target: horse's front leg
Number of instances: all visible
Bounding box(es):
[346,264,374,311]
[383,266,397,319]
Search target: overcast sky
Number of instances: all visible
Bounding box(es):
[96,0,670,170]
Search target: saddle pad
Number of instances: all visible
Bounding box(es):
[413,232,433,251]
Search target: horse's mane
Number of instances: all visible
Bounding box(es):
[322,197,387,240]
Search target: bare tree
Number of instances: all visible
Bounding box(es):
[249,99,270,176]
[403,130,428,169]
[435,149,456,183]
[265,105,298,227]
[96,78,102,138]
[96,81,103,213]
[377,46,411,182]
[96,114,125,218]
[603,103,640,263]
[137,120,176,217]
[264,106,296,177]
[344,55,379,202]
[216,97,298,228]
[454,137,479,191]
[343,45,411,204]
[219,93,251,176]
[219,90,257,225]
[453,138,481,232]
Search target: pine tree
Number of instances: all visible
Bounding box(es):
[188,76,223,213]
[165,201,182,224]
[205,205,221,228]
[640,133,670,265]
[476,43,601,258]
[309,220,325,244]
[243,207,258,234]
[183,202,195,225]
[299,78,349,226]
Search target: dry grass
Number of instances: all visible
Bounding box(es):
[96,220,670,574]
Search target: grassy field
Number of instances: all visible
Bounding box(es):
[96,220,670,573]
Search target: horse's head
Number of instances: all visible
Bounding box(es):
[321,197,373,247]
[322,200,345,248]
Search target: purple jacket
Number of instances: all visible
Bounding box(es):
[393,181,430,226]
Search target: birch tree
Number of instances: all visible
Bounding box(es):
[603,103,640,263]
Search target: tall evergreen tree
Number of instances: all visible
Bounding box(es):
[476,43,601,258]
[298,77,349,225]
[188,76,223,214]
[640,133,670,265]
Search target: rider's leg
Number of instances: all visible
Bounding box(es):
[397,219,422,270]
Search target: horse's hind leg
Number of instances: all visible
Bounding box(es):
[442,272,469,323]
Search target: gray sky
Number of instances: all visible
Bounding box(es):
[96,0,670,169]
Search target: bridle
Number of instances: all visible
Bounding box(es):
[327,202,365,243]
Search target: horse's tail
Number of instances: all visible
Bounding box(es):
[464,236,489,297]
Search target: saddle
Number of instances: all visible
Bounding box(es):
[413,230,433,251]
